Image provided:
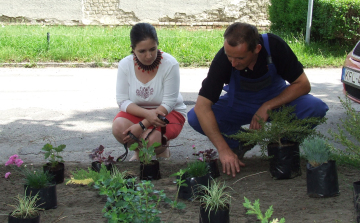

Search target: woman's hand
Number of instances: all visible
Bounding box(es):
[122,123,143,144]
[145,109,167,127]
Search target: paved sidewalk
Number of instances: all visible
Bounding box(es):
[0,67,349,164]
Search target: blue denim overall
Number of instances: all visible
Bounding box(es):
[188,34,328,148]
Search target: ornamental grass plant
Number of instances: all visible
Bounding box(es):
[24,170,53,189]
[8,190,44,219]
[197,180,232,214]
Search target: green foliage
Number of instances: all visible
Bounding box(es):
[301,137,331,167]
[329,96,360,165]
[312,0,360,44]
[69,164,112,186]
[228,105,326,149]
[23,169,53,189]
[90,166,184,223]
[0,25,222,66]
[269,0,308,34]
[0,25,350,68]
[8,190,43,219]
[41,143,66,168]
[103,180,171,223]
[243,197,285,223]
[185,160,209,178]
[129,139,161,165]
[197,180,232,217]
[169,169,187,210]
[269,0,360,44]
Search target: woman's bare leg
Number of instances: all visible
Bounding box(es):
[112,117,140,161]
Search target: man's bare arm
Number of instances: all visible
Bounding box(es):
[194,95,244,177]
[250,72,311,129]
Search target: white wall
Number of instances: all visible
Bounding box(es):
[0,0,270,27]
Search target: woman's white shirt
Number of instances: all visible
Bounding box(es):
[116,52,187,117]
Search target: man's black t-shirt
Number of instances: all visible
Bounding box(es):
[199,33,304,103]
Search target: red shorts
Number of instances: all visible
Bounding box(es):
[113,110,185,140]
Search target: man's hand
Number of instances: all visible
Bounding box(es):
[250,104,270,130]
[219,148,245,177]
[250,72,311,130]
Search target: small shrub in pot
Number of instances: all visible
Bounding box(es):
[301,137,339,198]
[229,105,326,179]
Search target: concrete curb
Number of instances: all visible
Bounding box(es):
[0,62,118,68]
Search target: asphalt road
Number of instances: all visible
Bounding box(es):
[0,67,352,165]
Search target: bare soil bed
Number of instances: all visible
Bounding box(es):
[0,158,358,223]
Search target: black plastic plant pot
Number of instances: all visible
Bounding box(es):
[24,184,57,210]
[354,181,360,223]
[199,203,229,223]
[178,173,211,201]
[207,160,220,179]
[43,162,65,184]
[307,160,339,198]
[124,175,137,189]
[91,161,113,173]
[267,142,301,180]
[140,160,161,180]
[8,213,40,223]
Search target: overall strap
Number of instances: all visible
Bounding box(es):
[261,33,273,65]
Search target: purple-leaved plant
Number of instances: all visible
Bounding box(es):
[89,145,116,165]
[192,145,218,162]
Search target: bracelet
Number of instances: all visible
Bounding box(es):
[139,121,146,131]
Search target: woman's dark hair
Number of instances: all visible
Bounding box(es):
[223,22,260,52]
[130,23,159,49]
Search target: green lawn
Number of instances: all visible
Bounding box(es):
[0,25,353,67]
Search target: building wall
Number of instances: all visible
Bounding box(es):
[0,0,270,27]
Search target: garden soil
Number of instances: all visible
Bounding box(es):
[1,158,358,223]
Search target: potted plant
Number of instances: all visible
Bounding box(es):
[229,105,326,179]
[301,137,339,198]
[4,154,57,210]
[129,139,161,180]
[192,145,220,179]
[42,143,66,184]
[89,145,116,172]
[178,160,211,201]
[7,190,44,223]
[198,180,232,223]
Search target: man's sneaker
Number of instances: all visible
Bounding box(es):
[231,142,256,159]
